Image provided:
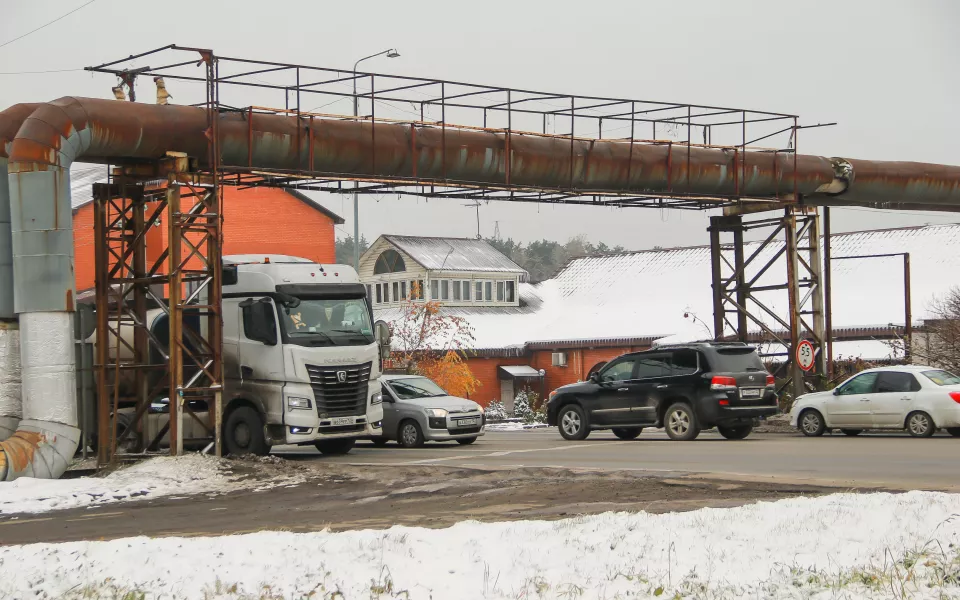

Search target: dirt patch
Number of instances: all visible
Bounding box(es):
[2,458,860,545]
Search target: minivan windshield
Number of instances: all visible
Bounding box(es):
[709,347,765,372]
[278,297,373,346]
[385,377,447,400]
[922,370,960,386]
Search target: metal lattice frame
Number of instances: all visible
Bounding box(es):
[709,207,825,397]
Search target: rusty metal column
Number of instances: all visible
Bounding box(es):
[823,207,833,379]
[732,221,748,341]
[167,183,183,456]
[904,253,912,363]
[709,217,724,339]
[93,189,111,466]
[132,186,149,451]
[806,210,826,380]
[784,208,804,399]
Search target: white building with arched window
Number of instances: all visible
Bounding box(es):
[358,235,528,308]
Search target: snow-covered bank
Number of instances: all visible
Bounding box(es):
[3,491,959,599]
[485,420,548,431]
[0,455,299,515]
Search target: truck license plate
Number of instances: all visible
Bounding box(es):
[331,417,355,426]
[457,417,479,427]
[740,388,762,398]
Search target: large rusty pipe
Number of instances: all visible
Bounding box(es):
[0,104,38,441]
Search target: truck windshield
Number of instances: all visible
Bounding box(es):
[385,377,448,399]
[278,298,373,346]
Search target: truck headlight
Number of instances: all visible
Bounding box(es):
[286,396,312,410]
[426,408,448,418]
[371,392,383,405]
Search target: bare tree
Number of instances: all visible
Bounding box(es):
[911,286,960,373]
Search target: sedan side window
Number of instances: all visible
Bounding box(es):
[837,372,879,395]
[600,360,636,382]
[876,372,919,393]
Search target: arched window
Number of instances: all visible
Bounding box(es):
[374,249,406,274]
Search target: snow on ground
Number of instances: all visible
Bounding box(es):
[0,455,300,516]
[3,491,959,599]
[485,421,548,431]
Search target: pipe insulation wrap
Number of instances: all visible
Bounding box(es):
[0,322,21,440]
[0,313,80,481]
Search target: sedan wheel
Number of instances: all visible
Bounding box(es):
[398,420,425,448]
[558,405,589,441]
[906,412,935,438]
[799,409,826,437]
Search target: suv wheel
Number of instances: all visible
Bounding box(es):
[799,409,826,437]
[558,405,590,441]
[664,403,701,441]
[717,425,752,440]
[612,427,642,440]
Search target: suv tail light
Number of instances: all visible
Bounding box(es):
[766,374,776,386]
[950,392,960,404]
[711,376,738,390]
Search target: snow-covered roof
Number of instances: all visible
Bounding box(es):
[382,235,528,277]
[70,163,109,209]
[500,365,542,377]
[376,223,960,359]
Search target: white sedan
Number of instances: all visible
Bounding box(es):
[790,366,960,437]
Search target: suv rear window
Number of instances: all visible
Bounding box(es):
[708,347,765,373]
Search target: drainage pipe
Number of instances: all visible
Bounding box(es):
[0,103,38,441]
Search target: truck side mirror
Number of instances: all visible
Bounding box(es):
[240,298,278,346]
[375,320,392,359]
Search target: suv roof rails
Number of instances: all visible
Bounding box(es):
[648,341,753,350]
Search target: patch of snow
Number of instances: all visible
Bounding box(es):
[485,421,548,431]
[0,455,299,516]
[3,491,958,599]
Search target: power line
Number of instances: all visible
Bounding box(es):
[0,68,81,75]
[0,0,99,50]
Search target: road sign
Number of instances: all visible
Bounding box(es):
[796,340,816,372]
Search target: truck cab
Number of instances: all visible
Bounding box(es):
[220,255,387,455]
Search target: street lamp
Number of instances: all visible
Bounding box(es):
[352,48,400,269]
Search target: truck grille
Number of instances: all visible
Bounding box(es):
[306,362,371,417]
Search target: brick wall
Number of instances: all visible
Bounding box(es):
[73,187,340,291]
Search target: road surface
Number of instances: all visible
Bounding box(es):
[278,428,960,491]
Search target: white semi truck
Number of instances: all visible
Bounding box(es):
[108,255,390,455]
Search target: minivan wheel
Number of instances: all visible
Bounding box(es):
[398,420,425,448]
[558,405,590,441]
[664,403,701,441]
[315,438,356,455]
[224,406,268,456]
[906,412,935,438]
[799,409,826,437]
[717,425,752,440]
[611,427,642,440]
[841,429,863,436]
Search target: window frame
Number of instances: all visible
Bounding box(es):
[599,358,637,383]
[837,371,880,396]
[633,354,672,380]
[875,371,920,393]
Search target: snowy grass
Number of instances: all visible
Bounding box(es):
[0,455,301,516]
[2,491,958,599]
[485,421,549,432]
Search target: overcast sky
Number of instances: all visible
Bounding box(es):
[3,0,959,249]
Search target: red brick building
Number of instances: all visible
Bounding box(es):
[71,166,343,291]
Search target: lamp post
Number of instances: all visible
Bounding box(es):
[352,48,400,268]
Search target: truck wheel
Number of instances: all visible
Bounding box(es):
[456,437,477,445]
[717,425,753,440]
[398,420,425,448]
[315,438,356,455]
[224,406,268,456]
[558,404,590,441]
[664,403,701,441]
[612,427,643,440]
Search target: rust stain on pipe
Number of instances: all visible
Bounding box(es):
[0,104,41,157]
[0,430,44,472]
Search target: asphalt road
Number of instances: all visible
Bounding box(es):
[278,428,960,491]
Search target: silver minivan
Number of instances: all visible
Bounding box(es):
[373,374,485,447]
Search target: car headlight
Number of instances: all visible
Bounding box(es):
[286,396,312,410]
[371,392,383,405]
[426,408,448,418]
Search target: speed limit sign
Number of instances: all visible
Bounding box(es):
[796,340,816,372]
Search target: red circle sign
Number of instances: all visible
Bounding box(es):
[796,340,816,372]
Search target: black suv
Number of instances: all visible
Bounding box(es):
[546,343,778,441]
